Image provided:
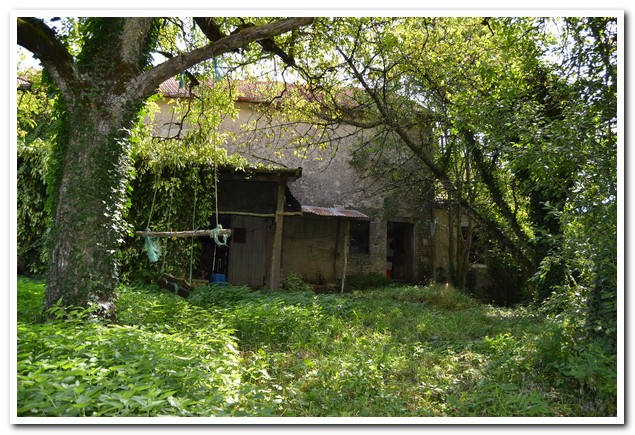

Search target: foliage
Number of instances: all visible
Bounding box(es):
[15,17,619,415]
[345,272,390,291]
[276,16,618,349]
[17,16,313,314]
[480,249,528,306]
[16,73,57,276]
[280,272,314,293]
[17,277,617,417]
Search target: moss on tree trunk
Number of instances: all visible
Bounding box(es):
[45,101,137,315]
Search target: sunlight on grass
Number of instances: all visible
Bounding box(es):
[16,277,616,417]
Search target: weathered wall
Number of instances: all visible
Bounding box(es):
[282,215,341,283]
[149,95,444,285]
[347,220,387,278]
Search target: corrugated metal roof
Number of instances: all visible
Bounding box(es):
[301,205,369,220]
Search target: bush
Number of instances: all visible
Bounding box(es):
[370,284,480,311]
[16,277,46,323]
[484,250,528,306]
[552,340,618,416]
[281,272,313,293]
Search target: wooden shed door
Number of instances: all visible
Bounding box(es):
[227,215,272,287]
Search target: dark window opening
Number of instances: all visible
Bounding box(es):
[232,227,247,244]
[350,220,370,254]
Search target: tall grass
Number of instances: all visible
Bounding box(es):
[16,277,617,417]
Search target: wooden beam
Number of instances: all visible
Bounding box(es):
[268,180,286,291]
[341,219,350,294]
[135,229,231,238]
[216,210,302,218]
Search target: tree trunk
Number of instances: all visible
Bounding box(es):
[45,100,135,315]
[18,16,315,316]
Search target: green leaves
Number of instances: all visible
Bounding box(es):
[17,282,242,417]
[17,278,616,417]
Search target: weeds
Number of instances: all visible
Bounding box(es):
[16,277,617,417]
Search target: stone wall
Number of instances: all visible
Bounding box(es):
[150,97,444,285]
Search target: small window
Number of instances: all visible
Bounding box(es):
[350,221,370,254]
[232,227,247,244]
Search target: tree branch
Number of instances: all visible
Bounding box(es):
[130,17,313,101]
[195,17,298,67]
[337,44,535,274]
[17,17,77,103]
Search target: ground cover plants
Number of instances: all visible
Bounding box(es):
[16,277,616,418]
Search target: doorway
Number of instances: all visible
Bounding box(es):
[196,215,231,282]
[387,221,414,281]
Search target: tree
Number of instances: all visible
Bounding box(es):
[280,17,542,277]
[550,17,618,346]
[264,16,617,316]
[17,16,313,315]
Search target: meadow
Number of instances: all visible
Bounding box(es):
[16,277,616,418]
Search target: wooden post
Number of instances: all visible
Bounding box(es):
[268,180,286,291]
[341,219,350,294]
[333,218,341,282]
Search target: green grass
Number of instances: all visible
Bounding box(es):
[16,277,617,417]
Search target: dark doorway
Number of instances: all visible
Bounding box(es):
[196,215,231,281]
[387,221,414,281]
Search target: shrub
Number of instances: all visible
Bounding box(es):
[375,284,480,311]
[281,272,313,293]
[16,277,46,323]
[553,340,618,416]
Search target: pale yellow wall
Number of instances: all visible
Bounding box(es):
[146,95,450,283]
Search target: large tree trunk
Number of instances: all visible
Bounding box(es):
[45,99,137,315]
[18,16,314,316]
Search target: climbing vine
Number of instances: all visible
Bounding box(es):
[16,72,57,276]
[121,79,249,282]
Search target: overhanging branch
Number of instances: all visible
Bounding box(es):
[130,17,313,101]
[337,45,535,274]
[17,17,78,103]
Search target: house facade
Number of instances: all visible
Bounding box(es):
[151,79,474,290]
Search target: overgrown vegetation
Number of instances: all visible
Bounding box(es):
[17,277,617,418]
[16,15,619,421]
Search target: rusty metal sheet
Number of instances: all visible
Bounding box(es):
[301,205,369,220]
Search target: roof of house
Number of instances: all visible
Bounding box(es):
[301,205,369,221]
[219,164,303,181]
[158,77,364,109]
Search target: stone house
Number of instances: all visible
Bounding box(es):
[150,78,481,290]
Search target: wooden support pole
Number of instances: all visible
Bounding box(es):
[341,219,350,294]
[268,180,286,291]
[135,229,232,238]
[333,218,341,281]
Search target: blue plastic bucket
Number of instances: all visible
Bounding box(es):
[211,274,227,286]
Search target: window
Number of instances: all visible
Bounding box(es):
[232,227,247,244]
[350,221,370,254]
